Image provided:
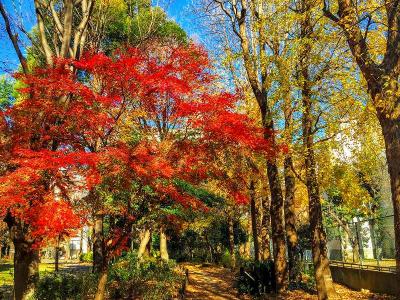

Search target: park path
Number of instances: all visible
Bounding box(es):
[183,264,244,300]
[181,264,396,300]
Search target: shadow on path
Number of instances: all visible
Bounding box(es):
[183,264,245,300]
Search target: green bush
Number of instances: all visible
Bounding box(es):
[79,251,93,262]
[34,272,97,300]
[221,250,232,268]
[299,264,317,293]
[108,251,184,300]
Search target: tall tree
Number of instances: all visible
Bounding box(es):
[0,63,110,299]
[323,0,400,275]
[0,3,95,295]
[204,0,290,289]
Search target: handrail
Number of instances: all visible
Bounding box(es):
[329,260,397,273]
[244,271,256,282]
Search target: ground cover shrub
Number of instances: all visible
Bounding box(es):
[33,272,97,300]
[79,251,93,262]
[221,250,233,268]
[108,251,184,300]
[298,263,317,294]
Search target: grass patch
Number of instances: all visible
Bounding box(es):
[0,260,73,286]
[0,261,13,286]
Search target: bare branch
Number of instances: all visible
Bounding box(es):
[0,1,28,73]
[60,0,73,58]
[322,0,339,23]
[34,0,54,65]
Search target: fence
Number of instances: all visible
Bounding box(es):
[325,215,396,268]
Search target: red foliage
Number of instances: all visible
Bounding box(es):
[0,43,276,248]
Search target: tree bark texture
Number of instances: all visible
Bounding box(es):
[94,270,108,300]
[137,229,151,259]
[55,246,60,272]
[379,117,400,274]
[160,227,169,261]
[228,215,236,268]
[4,214,39,300]
[299,3,338,298]
[266,159,288,291]
[284,156,301,282]
[93,214,104,273]
[213,0,288,289]
[13,240,39,300]
[260,196,271,261]
[249,180,260,262]
[301,58,338,300]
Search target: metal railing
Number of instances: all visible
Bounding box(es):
[329,260,397,273]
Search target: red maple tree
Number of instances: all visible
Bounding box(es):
[0,42,277,298]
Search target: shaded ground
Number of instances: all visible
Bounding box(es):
[273,285,396,300]
[182,264,396,300]
[184,264,245,300]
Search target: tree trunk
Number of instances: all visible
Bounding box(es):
[303,131,337,299]
[9,240,14,260]
[222,0,288,288]
[13,240,39,300]
[260,196,271,261]
[351,240,360,263]
[340,223,360,263]
[284,156,300,282]
[266,159,288,291]
[245,214,252,259]
[302,76,337,300]
[369,220,377,259]
[93,214,104,273]
[299,4,338,298]
[65,237,71,261]
[228,215,236,268]
[87,226,93,252]
[146,231,152,255]
[79,229,84,257]
[94,270,108,300]
[160,227,169,261]
[4,215,39,300]
[138,229,151,259]
[93,217,108,300]
[249,180,260,262]
[260,105,288,290]
[282,74,300,283]
[55,246,60,272]
[379,116,400,274]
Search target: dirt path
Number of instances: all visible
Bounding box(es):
[182,264,396,300]
[184,264,243,300]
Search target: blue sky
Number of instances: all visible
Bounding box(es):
[0,0,196,74]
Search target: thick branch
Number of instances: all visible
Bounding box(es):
[323,0,381,88]
[60,0,73,58]
[34,0,54,65]
[0,1,28,73]
[72,0,94,59]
